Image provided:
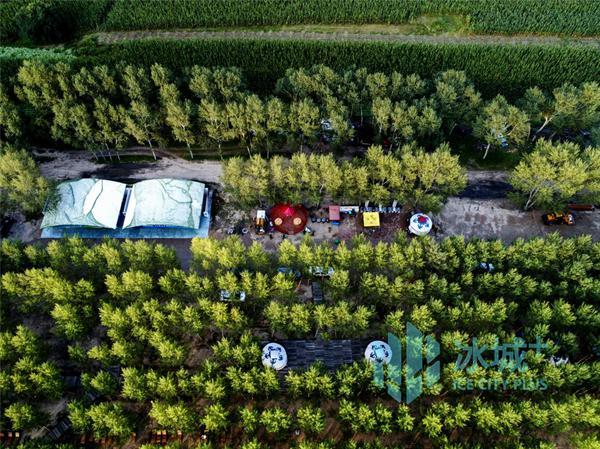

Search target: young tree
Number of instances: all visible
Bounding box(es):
[189,66,244,102]
[93,97,126,161]
[198,99,231,158]
[0,146,51,218]
[296,405,326,435]
[518,86,557,141]
[509,140,597,210]
[388,101,441,146]
[265,97,288,156]
[4,402,43,430]
[121,367,148,401]
[260,407,291,435]
[433,70,482,134]
[396,404,415,432]
[473,95,530,159]
[149,401,195,432]
[396,143,467,212]
[201,403,229,434]
[152,65,196,159]
[86,402,133,439]
[68,401,92,434]
[244,94,267,154]
[288,98,319,151]
[325,96,353,144]
[239,406,259,434]
[552,82,600,134]
[82,371,118,397]
[50,302,91,340]
[0,84,22,141]
[16,60,68,127]
[72,65,117,100]
[221,156,268,208]
[372,97,393,139]
[122,100,163,160]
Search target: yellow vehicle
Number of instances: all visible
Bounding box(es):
[542,212,574,225]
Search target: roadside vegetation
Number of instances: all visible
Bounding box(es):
[2,63,599,161]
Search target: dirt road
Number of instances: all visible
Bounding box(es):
[95,30,600,47]
[36,148,223,184]
[19,153,599,249]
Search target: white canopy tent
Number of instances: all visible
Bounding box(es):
[41,179,126,229]
[364,340,393,365]
[262,343,288,371]
[123,179,205,229]
[408,213,432,236]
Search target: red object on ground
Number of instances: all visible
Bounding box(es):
[269,204,309,234]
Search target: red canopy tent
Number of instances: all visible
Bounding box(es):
[269,203,308,234]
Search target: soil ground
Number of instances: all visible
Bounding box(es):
[7,148,600,269]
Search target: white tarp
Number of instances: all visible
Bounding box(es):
[41,179,126,229]
[123,179,204,229]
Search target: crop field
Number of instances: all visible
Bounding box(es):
[102,0,600,36]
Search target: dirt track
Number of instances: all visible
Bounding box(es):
[10,151,598,254]
[35,148,223,184]
[95,30,600,47]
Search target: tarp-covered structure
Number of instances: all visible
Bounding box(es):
[124,179,205,229]
[41,179,126,229]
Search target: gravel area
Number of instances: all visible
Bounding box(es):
[433,198,600,241]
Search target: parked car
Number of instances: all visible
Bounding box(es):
[312,281,324,303]
[309,266,334,277]
[220,290,246,302]
[277,267,301,279]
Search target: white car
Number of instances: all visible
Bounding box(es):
[219,290,246,302]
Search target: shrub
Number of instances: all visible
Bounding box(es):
[15,0,76,44]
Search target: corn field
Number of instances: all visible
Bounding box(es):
[2,0,600,43]
[103,0,600,35]
[77,38,600,98]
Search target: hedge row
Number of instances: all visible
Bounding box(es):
[103,0,600,35]
[0,0,26,43]
[76,38,600,98]
[0,47,75,79]
[0,0,112,43]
